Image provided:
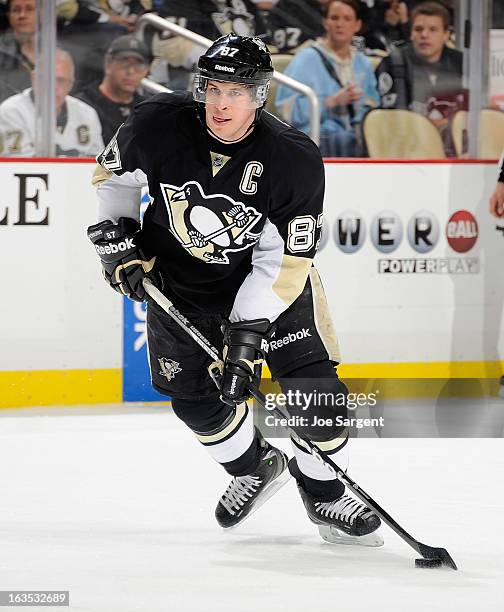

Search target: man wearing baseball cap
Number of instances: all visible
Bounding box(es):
[75,34,150,145]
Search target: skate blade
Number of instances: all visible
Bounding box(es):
[224,468,291,530]
[318,525,384,547]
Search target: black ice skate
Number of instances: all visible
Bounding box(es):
[296,481,384,547]
[215,440,290,529]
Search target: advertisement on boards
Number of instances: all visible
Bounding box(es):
[123,298,168,402]
[122,190,168,402]
[331,208,479,274]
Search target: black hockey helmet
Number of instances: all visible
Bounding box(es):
[193,33,274,109]
[197,33,273,85]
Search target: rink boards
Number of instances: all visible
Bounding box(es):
[0,158,502,407]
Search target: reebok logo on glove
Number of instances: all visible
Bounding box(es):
[88,229,103,240]
[229,374,238,394]
[94,237,136,256]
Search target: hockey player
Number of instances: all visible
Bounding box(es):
[490,153,504,219]
[87,33,382,545]
[490,153,504,396]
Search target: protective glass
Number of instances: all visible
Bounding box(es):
[111,56,149,72]
[193,75,270,109]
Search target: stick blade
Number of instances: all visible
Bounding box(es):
[418,543,458,570]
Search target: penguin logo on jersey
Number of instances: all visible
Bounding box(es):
[158,357,182,381]
[160,180,261,264]
[212,3,255,37]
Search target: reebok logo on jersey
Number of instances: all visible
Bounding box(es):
[215,64,235,73]
[95,237,135,256]
[269,328,311,351]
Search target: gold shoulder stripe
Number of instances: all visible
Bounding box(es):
[273,255,312,306]
[91,163,113,188]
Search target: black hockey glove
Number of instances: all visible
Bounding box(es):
[87,217,158,302]
[220,319,272,405]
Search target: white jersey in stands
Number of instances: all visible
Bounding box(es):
[0,88,104,157]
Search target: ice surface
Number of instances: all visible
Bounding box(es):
[0,405,503,612]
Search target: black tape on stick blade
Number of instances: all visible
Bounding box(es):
[415,558,443,568]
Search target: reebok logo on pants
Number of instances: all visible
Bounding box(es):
[269,328,311,351]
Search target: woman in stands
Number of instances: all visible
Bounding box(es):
[275,0,379,157]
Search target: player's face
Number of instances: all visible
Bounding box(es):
[204,81,256,141]
[324,1,362,48]
[411,14,449,63]
[8,0,36,35]
[106,54,149,95]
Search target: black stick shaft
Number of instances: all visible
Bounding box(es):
[142,278,452,564]
[248,386,422,555]
[144,280,221,362]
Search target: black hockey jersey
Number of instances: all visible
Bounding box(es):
[93,92,324,322]
[264,0,324,53]
[150,0,269,40]
[376,43,464,117]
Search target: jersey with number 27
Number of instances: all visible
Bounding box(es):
[94,92,324,322]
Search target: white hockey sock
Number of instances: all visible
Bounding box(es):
[291,437,349,482]
[192,401,255,464]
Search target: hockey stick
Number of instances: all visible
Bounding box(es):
[182,221,238,248]
[142,278,457,570]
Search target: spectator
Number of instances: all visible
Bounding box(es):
[0,0,36,103]
[57,1,151,32]
[260,0,325,54]
[57,1,151,89]
[375,1,464,153]
[0,0,9,31]
[275,0,379,156]
[85,1,152,32]
[0,48,104,156]
[150,0,267,39]
[148,0,269,90]
[406,0,454,24]
[360,0,410,52]
[75,35,150,144]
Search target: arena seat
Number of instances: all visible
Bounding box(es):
[363,109,446,158]
[451,109,504,158]
[265,53,294,116]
